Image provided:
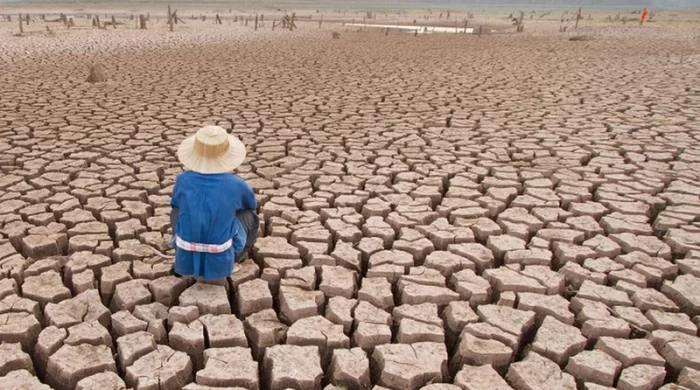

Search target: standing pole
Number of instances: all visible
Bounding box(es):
[575,7,581,30]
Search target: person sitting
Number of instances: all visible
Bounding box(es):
[169,125,258,283]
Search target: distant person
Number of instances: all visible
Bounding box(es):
[170,125,258,284]
[640,8,649,25]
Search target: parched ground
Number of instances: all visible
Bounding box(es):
[1,10,700,390]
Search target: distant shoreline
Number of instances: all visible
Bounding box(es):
[1,0,696,11]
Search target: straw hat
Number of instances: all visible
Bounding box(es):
[177,125,246,174]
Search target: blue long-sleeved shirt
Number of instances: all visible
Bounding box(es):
[170,171,257,280]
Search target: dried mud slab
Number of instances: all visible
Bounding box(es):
[0,10,699,390]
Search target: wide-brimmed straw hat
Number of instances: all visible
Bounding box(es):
[177,125,246,174]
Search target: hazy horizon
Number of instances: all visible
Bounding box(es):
[1,0,699,8]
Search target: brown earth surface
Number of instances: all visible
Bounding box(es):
[0,5,700,390]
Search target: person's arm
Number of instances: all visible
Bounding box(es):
[170,208,179,231]
[240,180,258,211]
[170,176,181,233]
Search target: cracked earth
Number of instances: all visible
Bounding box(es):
[0,7,700,390]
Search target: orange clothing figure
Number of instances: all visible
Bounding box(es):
[640,8,649,24]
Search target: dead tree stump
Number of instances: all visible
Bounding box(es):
[332,32,340,39]
[255,14,258,30]
[575,7,582,29]
[87,65,106,83]
[215,14,221,24]
[18,13,23,34]
[111,16,116,29]
[139,14,147,29]
[25,13,30,25]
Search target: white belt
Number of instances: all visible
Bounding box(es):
[175,235,233,253]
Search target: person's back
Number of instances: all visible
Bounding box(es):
[170,126,258,282]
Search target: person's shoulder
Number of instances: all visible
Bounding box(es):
[174,171,195,183]
[228,174,250,186]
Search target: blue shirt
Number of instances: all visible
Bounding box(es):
[170,171,257,280]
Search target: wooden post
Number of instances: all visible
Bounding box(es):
[111,15,116,28]
[168,5,174,31]
[19,13,23,34]
[575,7,581,29]
[255,14,258,30]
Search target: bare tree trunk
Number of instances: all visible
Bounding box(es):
[139,14,147,29]
[111,15,116,29]
[575,7,582,30]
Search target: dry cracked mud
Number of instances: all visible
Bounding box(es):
[0,6,700,390]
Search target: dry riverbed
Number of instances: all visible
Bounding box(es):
[0,8,700,390]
